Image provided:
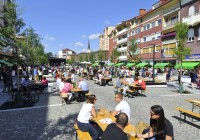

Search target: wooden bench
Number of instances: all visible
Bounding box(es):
[126,89,137,98]
[176,107,200,123]
[60,93,68,105]
[74,123,92,140]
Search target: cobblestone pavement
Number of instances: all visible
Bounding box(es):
[0,75,200,140]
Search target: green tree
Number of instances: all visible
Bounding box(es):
[20,27,48,65]
[174,22,191,93]
[84,55,88,62]
[71,57,75,65]
[128,38,139,61]
[79,55,83,62]
[110,47,120,63]
[98,49,103,62]
[89,52,95,63]
[0,1,25,48]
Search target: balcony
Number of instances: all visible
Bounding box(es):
[117,38,127,44]
[117,28,127,35]
[162,39,176,45]
[117,47,127,52]
[183,12,200,26]
[163,19,178,30]
[118,56,128,60]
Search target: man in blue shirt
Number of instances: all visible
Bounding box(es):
[33,67,38,82]
[78,77,89,101]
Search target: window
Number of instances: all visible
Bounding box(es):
[132,30,135,35]
[188,28,194,42]
[152,21,155,28]
[189,5,195,16]
[157,19,162,26]
[143,37,147,42]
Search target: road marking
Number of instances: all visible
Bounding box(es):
[0,103,63,113]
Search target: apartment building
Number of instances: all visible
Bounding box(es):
[58,48,76,59]
[109,0,173,64]
[161,0,180,65]
[99,26,115,50]
[181,0,200,61]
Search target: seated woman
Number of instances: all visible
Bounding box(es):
[42,76,48,88]
[137,105,174,140]
[77,94,99,140]
[134,76,146,90]
[61,79,73,104]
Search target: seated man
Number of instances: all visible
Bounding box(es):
[111,92,131,120]
[21,76,32,90]
[104,72,112,85]
[78,77,89,101]
[122,74,134,96]
[101,113,129,140]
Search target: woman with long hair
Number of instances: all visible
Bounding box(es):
[137,105,174,140]
[77,94,98,140]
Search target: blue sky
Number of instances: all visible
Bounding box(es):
[16,0,158,55]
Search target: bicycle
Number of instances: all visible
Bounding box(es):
[11,86,39,103]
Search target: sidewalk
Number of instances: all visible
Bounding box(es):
[0,81,11,106]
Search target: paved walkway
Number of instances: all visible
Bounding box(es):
[0,75,200,140]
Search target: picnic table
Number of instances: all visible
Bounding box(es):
[93,108,138,140]
[71,88,83,102]
[186,99,200,112]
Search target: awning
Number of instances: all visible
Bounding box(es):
[92,63,99,66]
[115,63,124,66]
[174,62,200,69]
[0,60,13,66]
[126,63,135,67]
[135,63,149,68]
[154,63,169,68]
[107,63,114,66]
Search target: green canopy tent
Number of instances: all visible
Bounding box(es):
[115,63,124,66]
[135,63,149,68]
[0,60,13,67]
[107,63,114,66]
[92,62,99,67]
[175,62,200,69]
[126,63,135,67]
[154,63,169,68]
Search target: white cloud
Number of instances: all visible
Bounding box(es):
[44,35,55,41]
[81,35,87,38]
[74,42,84,47]
[89,33,100,40]
[105,20,110,25]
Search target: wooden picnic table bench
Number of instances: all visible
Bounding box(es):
[74,123,92,140]
[176,107,200,123]
[186,99,200,112]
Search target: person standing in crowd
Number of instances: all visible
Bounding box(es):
[78,77,89,101]
[77,94,98,140]
[101,113,129,140]
[38,67,43,82]
[111,92,131,120]
[137,105,174,140]
[33,67,38,82]
[190,69,197,89]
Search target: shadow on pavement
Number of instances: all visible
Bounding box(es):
[172,116,200,129]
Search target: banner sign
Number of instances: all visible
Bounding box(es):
[185,54,200,59]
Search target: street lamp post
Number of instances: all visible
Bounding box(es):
[149,44,155,83]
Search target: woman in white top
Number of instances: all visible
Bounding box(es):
[77,94,98,140]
